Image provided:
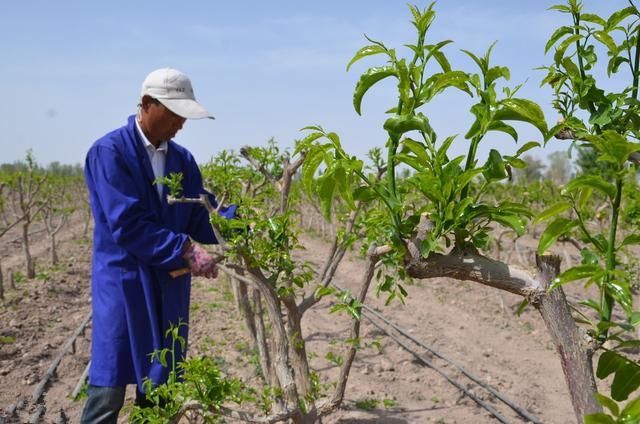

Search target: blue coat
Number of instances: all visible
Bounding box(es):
[84,115,233,388]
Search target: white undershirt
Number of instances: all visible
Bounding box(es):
[135,119,167,200]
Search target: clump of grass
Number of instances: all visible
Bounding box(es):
[355,398,379,410]
[0,336,16,344]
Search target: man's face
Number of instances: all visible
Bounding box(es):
[139,96,187,144]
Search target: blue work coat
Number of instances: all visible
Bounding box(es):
[84,115,234,389]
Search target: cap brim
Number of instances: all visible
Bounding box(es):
[159,98,215,120]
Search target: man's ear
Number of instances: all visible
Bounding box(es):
[140,95,156,111]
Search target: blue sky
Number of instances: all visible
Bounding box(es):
[0,1,627,167]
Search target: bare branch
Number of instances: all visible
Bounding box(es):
[318,244,384,417]
[240,146,279,184]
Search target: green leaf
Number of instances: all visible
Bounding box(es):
[597,351,640,401]
[482,149,508,181]
[492,213,526,236]
[606,6,636,30]
[353,186,376,202]
[461,48,487,74]
[486,121,517,141]
[485,66,510,85]
[620,234,640,249]
[383,113,432,138]
[593,31,617,53]
[596,393,620,417]
[562,175,616,199]
[616,340,640,351]
[534,201,572,223]
[612,359,640,401]
[315,286,336,299]
[580,13,607,27]
[302,148,326,195]
[621,396,640,420]
[538,217,578,254]
[548,5,571,13]
[583,413,615,424]
[353,66,397,115]
[318,173,336,219]
[503,155,527,169]
[422,71,471,101]
[515,299,529,316]
[580,298,602,315]
[346,45,387,71]
[516,141,541,156]
[401,138,429,164]
[580,248,600,265]
[494,98,548,136]
[598,351,624,379]
[561,57,581,81]
[549,264,602,291]
[544,26,573,53]
[553,34,583,64]
[424,40,454,72]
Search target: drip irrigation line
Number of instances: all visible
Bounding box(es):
[29,404,45,424]
[361,305,512,424]
[332,282,541,424]
[32,311,92,403]
[360,299,542,424]
[71,360,91,400]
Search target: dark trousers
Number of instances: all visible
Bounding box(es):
[80,385,154,424]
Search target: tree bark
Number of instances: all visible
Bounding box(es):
[532,255,601,421]
[0,261,4,300]
[319,245,382,417]
[404,245,601,423]
[22,221,35,279]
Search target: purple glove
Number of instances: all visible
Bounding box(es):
[183,242,218,278]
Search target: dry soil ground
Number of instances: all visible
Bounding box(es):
[0,216,612,423]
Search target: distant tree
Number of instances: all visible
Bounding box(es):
[546,151,572,185]
[575,145,616,180]
[513,154,546,184]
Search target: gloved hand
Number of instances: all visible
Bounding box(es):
[182,242,218,278]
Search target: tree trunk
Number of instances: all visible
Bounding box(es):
[403,216,600,423]
[252,290,278,388]
[22,222,35,279]
[282,297,317,421]
[233,278,257,342]
[0,261,4,300]
[533,255,601,421]
[50,233,59,265]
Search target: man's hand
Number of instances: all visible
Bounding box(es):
[183,242,218,278]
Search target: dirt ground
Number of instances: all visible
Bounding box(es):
[0,215,607,423]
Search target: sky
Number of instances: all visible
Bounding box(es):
[0,1,628,168]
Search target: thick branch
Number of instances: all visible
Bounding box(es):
[299,206,362,314]
[533,255,600,421]
[217,264,302,416]
[405,248,543,297]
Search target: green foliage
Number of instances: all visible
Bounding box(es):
[542,0,640,416]
[355,398,379,410]
[131,321,245,423]
[154,172,184,198]
[0,336,16,344]
[297,2,548,304]
[325,351,344,366]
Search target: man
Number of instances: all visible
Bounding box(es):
[81,68,232,423]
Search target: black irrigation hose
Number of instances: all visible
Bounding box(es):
[32,311,92,403]
[360,300,543,424]
[332,282,542,424]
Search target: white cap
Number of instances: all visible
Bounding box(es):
[140,68,214,119]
